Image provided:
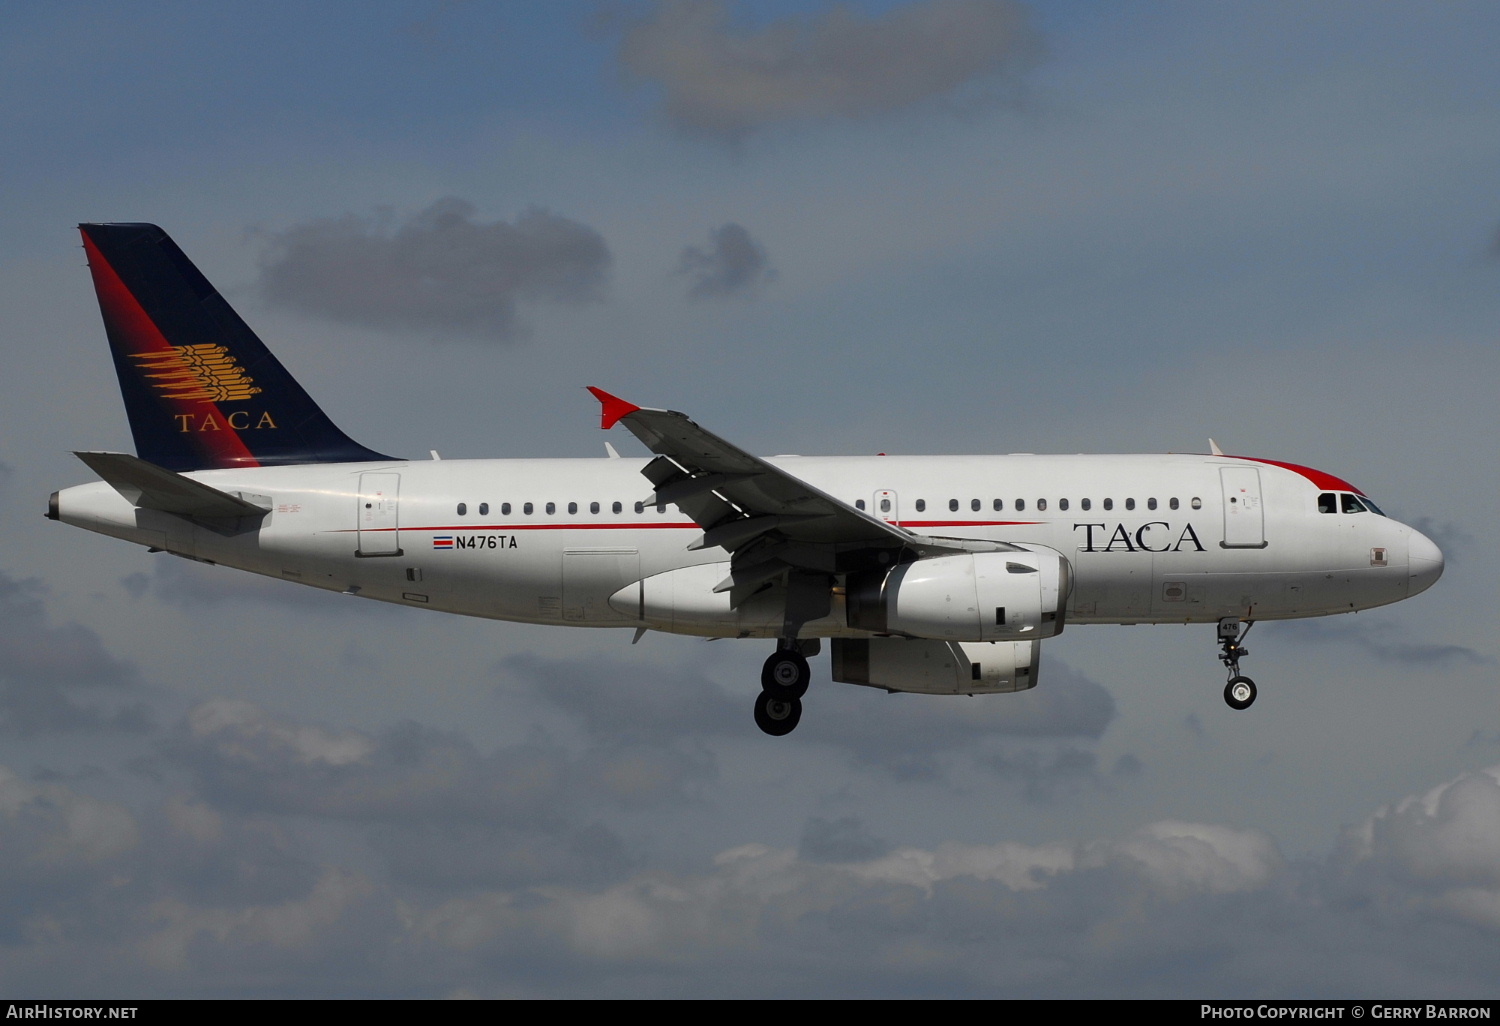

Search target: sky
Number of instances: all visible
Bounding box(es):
[1,0,1498,998]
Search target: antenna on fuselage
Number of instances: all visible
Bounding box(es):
[1209,438,1225,456]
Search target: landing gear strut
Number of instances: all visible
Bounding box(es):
[755,640,815,736]
[1218,617,1257,710]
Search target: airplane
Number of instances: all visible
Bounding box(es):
[48,223,1445,736]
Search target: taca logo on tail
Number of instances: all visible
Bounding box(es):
[79,222,396,471]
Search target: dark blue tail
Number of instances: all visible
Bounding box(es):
[80,222,398,471]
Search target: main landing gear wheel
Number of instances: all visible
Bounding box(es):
[1224,676,1257,710]
[761,649,811,700]
[754,691,802,736]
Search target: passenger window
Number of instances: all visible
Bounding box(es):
[457,502,467,516]
[881,498,892,513]
[1015,499,1026,512]
[479,502,489,515]
[1103,498,1114,511]
[1318,493,1337,514]
[501,502,511,516]
[1059,498,1069,511]
[1169,498,1179,511]
[949,499,959,512]
[1125,498,1136,511]
[590,502,600,514]
[657,504,666,514]
[993,499,1003,511]
[612,501,622,514]
[546,502,556,515]
[634,501,644,514]
[1191,497,1202,510]
[1081,498,1091,511]
[971,499,981,512]
[1147,498,1157,510]
[1037,498,1048,512]
[524,502,534,515]
[856,499,866,510]
[915,499,926,512]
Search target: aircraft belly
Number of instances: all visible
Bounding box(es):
[1068,550,1154,620]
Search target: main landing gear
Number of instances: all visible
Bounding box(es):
[1218,617,1257,710]
[754,641,813,736]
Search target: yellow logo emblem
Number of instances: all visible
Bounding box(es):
[133,344,262,403]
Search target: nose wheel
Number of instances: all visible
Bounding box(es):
[1224,676,1257,710]
[1218,618,1257,710]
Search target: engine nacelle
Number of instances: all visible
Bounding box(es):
[846,548,1071,642]
[832,637,1039,695]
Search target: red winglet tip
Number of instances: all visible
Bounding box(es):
[586,386,640,430]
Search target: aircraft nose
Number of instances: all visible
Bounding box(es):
[1407,529,1445,597]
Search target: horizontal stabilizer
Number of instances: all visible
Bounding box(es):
[73,451,269,519]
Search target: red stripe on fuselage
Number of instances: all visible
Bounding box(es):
[338,519,1047,534]
[82,233,258,468]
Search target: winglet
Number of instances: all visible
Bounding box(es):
[587,387,641,430]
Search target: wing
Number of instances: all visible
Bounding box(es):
[588,388,1017,629]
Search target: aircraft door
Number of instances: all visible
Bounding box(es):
[873,489,900,525]
[356,472,402,557]
[1219,467,1266,549]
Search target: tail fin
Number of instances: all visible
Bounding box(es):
[79,222,398,471]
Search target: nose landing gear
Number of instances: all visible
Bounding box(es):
[1218,618,1257,710]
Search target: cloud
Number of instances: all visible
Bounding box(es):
[804,658,1117,780]
[619,0,1040,137]
[984,746,1142,804]
[160,699,641,888]
[167,699,565,822]
[8,732,1500,995]
[1334,764,1500,932]
[1281,618,1490,667]
[678,223,775,299]
[1408,517,1473,567]
[508,652,743,745]
[0,571,149,736]
[259,198,610,342]
[799,815,890,863]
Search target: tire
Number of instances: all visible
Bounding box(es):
[754,692,802,736]
[761,650,811,699]
[1224,676,1257,711]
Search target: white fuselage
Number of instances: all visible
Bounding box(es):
[54,452,1442,638]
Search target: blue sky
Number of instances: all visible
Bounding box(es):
[2,0,1498,998]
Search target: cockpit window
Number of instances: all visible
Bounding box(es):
[1320,491,1385,516]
